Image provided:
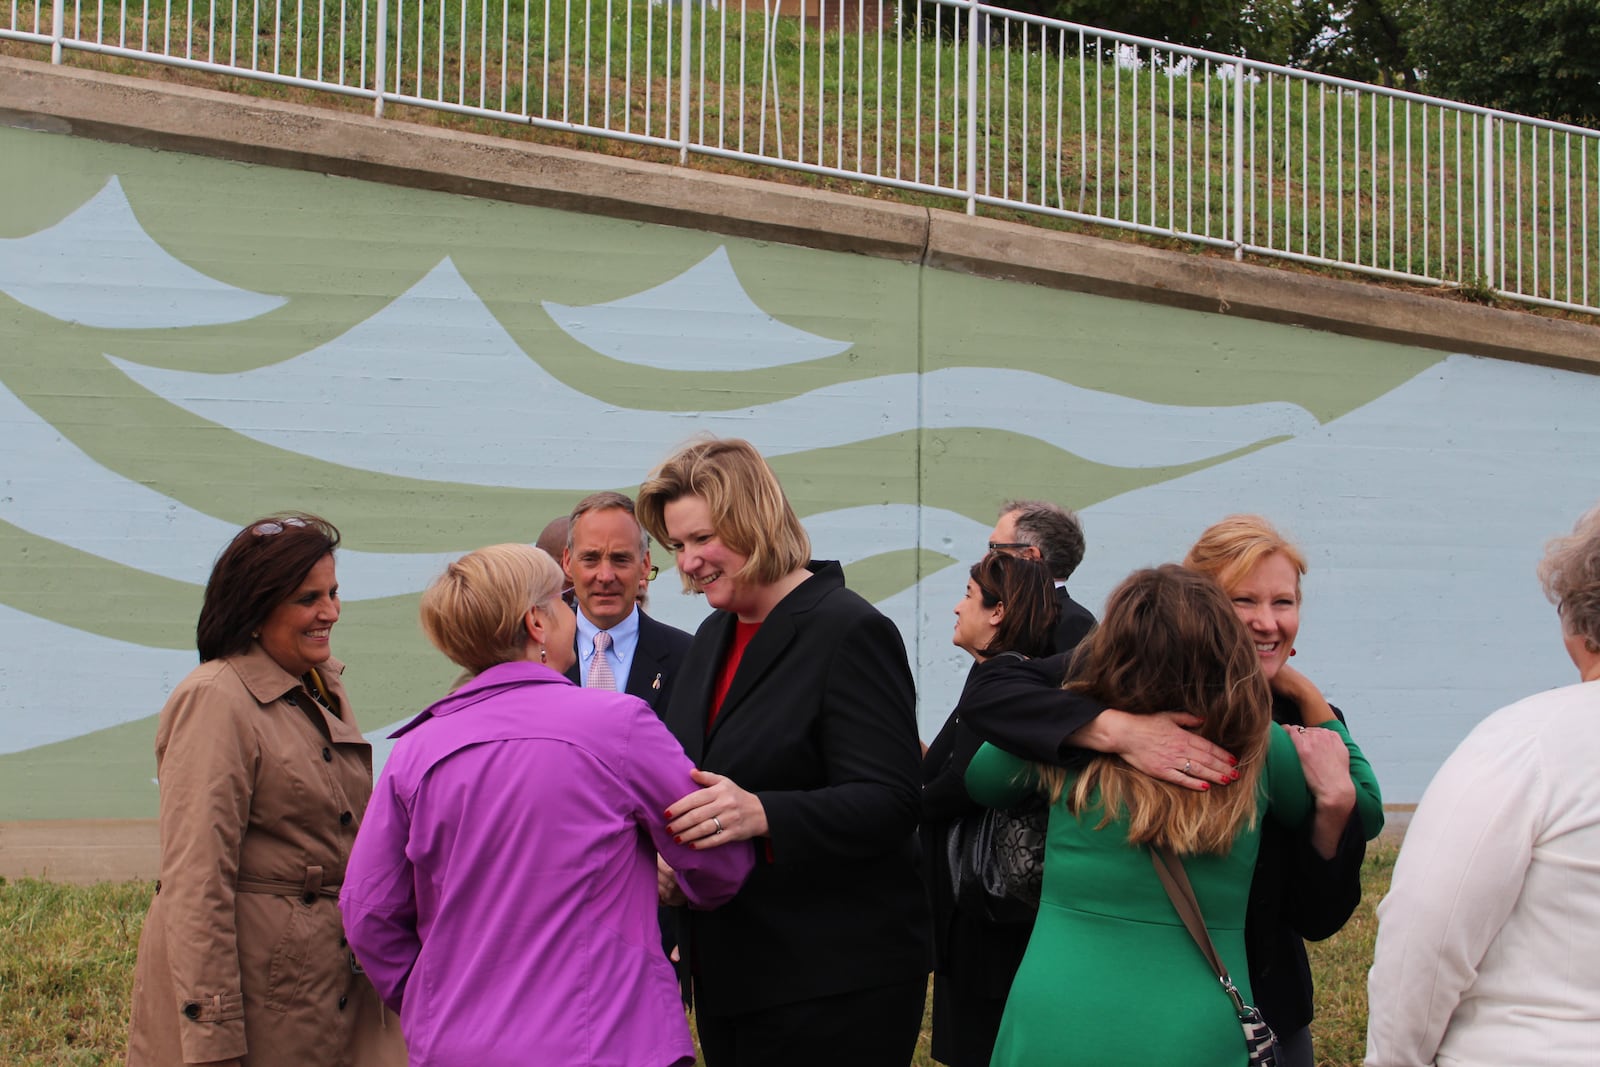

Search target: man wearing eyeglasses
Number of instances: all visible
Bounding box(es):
[988,499,1097,655]
[561,490,693,717]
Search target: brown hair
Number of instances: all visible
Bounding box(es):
[197,514,341,662]
[1183,514,1308,598]
[637,437,811,591]
[420,544,565,681]
[969,552,1060,659]
[1538,502,1600,651]
[568,491,648,555]
[1037,565,1271,855]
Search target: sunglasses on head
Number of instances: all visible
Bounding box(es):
[253,517,309,537]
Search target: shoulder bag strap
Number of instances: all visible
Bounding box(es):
[1151,845,1248,1015]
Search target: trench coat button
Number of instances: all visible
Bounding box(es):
[338,995,349,1011]
[303,892,318,905]
[183,1002,201,1020]
[339,811,353,826]
[322,747,333,762]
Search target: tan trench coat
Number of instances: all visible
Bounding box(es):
[126,646,406,1067]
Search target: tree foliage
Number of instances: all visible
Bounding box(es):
[1402,0,1600,123]
[985,0,1599,125]
[1024,0,1307,59]
[1291,0,1417,87]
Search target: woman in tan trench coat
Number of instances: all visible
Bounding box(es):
[126,514,404,1067]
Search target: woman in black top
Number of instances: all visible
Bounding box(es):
[638,437,929,1067]
[921,552,1059,1067]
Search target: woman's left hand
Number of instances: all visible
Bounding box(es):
[666,768,768,848]
[1287,722,1358,859]
[1287,723,1357,811]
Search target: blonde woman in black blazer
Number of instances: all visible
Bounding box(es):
[639,437,929,1067]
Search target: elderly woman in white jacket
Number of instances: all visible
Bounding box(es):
[1365,502,1600,1067]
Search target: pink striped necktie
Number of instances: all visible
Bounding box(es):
[588,630,618,691]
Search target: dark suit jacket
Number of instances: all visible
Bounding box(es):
[667,561,929,1016]
[1247,694,1366,1036]
[921,669,1034,995]
[565,609,693,716]
[1053,585,1096,654]
[959,657,1366,1037]
[920,609,1096,1062]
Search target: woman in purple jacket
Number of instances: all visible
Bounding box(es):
[340,544,754,1067]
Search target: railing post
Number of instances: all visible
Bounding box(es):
[51,0,65,63]
[373,0,388,118]
[679,0,692,163]
[965,0,979,215]
[1482,113,1496,293]
[1232,61,1244,260]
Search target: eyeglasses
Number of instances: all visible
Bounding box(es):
[560,585,577,610]
[253,517,308,536]
[646,565,659,581]
[987,541,1032,553]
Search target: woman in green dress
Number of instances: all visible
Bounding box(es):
[967,565,1383,1067]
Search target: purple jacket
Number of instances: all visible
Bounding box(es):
[340,661,753,1067]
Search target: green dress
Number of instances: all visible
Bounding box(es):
[966,722,1380,1067]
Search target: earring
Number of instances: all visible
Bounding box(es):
[539,647,547,663]
[251,631,260,639]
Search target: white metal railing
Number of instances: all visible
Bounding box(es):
[8,0,1599,315]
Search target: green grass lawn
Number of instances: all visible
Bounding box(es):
[0,841,1397,1066]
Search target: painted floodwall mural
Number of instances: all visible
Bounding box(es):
[3,123,1599,820]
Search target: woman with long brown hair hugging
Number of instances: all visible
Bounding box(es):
[959,515,1383,1066]
[966,565,1378,1066]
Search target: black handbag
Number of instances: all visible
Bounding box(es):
[945,792,1048,925]
[1151,845,1282,1067]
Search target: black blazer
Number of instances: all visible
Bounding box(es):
[920,601,1097,1032]
[1246,694,1366,1036]
[959,658,1366,1037]
[920,670,1033,996]
[565,609,693,716]
[1053,586,1097,654]
[667,561,929,1016]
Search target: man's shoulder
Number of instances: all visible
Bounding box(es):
[1053,586,1097,655]
[637,609,694,653]
[1056,585,1095,621]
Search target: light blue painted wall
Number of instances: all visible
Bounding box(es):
[2,124,1598,816]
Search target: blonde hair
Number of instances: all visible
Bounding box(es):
[420,544,565,681]
[1183,514,1308,598]
[637,436,811,591]
[1538,502,1600,650]
[1036,565,1272,855]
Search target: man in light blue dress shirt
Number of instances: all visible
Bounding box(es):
[561,491,693,716]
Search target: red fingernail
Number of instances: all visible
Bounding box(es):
[1200,782,1211,791]
[1229,757,1239,767]
[673,836,682,844]
[663,810,674,819]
